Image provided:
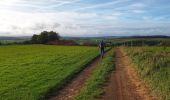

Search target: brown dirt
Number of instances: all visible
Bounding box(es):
[101,47,156,100]
[48,56,101,100]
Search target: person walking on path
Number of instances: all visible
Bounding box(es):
[99,40,105,58]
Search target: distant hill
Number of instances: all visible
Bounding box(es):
[63,35,170,40]
[0,36,31,40]
[0,35,169,40]
[122,35,170,38]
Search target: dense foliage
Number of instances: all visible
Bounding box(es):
[126,47,170,100]
[31,31,60,44]
[76,49,115,100]
[0,45,98,100]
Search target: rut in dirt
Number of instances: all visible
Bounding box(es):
[47,56,101,100]
[101,47,156,100]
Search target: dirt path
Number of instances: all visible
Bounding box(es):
[48,56,101,100]
[102,47,155,100]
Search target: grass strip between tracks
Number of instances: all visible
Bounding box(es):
[75,49,115,100]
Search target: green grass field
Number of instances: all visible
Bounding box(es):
[126,47,170,100]
[0,45,98,100]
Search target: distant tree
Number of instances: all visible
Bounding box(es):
[38,31,49,44]
[31,31,60,44]
[48,31,60,41]
[31,34,39,43]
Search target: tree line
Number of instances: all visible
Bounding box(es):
[31,31,60,44]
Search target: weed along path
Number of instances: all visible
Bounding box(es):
[101,47,155,100]
[47,56,101,100]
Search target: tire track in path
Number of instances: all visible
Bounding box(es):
[101,47,156,100]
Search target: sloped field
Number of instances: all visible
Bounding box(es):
[0,45,98,100]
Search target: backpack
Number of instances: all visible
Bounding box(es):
[100,41,104,48]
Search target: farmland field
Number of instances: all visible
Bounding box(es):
[0,45,98,100]
[126,47,170,100]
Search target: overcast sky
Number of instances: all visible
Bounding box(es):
[0,0,170,37]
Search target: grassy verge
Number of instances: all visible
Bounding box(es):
[125,47,170,100]
[75,49,115,100]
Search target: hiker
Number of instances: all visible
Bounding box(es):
[99,40,105,58]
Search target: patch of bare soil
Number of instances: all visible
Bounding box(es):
[101,47,156,100]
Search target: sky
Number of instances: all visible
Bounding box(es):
[0,0,170,37]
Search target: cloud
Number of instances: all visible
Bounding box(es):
[0,0,80,12]
[130,3,146,8]
[73,0,130,11]
[0,0,170,36]
[0,10,101,36]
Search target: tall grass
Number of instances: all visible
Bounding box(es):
[75,49,115,100]
[126,47,170,100]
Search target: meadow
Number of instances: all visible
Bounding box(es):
[126,47,170,100]
[0,45,98,100]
